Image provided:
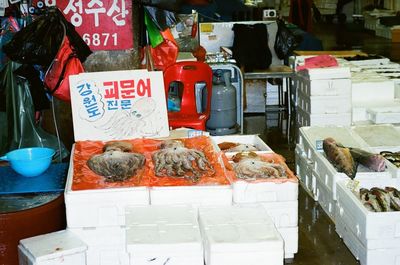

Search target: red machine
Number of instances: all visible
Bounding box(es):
[163,61,213,131]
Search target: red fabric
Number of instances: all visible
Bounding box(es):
[296,55,338,71]
[150,28,179,71]
[44,36,84,102]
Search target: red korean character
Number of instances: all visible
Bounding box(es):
[120,79,135,99]
[103,81,119,99]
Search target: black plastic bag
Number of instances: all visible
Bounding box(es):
[232,23,272,72]
[274,19,300,60]
[3,8,91,68]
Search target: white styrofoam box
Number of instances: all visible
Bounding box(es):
[232,180,298,203]
[367,106,400,124]
[352,106,368,123]
[336,216,400,265]
[211,134,273,157]
[259,200,298,228]
[277,226,299,259]
[297,67,351,80]
[336,178,400,244]
[352,124,400,152]
[295,144,317,200]
[202,223,284,265]
[351,79,395,105]
[126,224,203,265]
[347,56,390,66]
[296,107,352,127]
[69,226,128,265]
[314,150,392,200]
[297,76,351,97]
[298,126,368,161]
[314,169,336,221]
[297,90,351,114]
[18,230,87,265]
[65,148,150,228]
[149,185,233,206]
[125,205,198,226]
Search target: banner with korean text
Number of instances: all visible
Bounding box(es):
[69,70,169,141]
[30,0,133,50]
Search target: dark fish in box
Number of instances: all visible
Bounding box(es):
[323,137,357,179]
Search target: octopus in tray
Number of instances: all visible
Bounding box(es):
[87,141,145,182]
[232,152,287,180]
[152,140,214,182]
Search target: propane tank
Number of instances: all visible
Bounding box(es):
[206,70,237,135]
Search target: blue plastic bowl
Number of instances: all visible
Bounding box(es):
[0,147,55,177]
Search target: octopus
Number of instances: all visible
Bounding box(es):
[218,142,259,152]
[152,140,214,182]
[232,152,287,180]
[87,141,145,182]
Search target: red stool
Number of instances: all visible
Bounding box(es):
[163,61,213,131]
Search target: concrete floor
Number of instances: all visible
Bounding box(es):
[242,19,398,264]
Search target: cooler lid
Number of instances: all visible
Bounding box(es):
[19,230,87,261]
[69,70,169,141]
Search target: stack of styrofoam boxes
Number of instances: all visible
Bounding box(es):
[363,9,396,31]
[212,134,298,259]
[64,150,150,265]
[18,230,88,265]
[335,178,400,265]
[351,124,400,178]
[297,126,392,221]
[295,66,352,127]
[198,205,284,265]
[125,205,204,265]
[295,139,317,200]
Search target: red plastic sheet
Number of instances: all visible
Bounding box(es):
[72,136,229,191]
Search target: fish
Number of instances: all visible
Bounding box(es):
[385,187,400,211]
[370,187,391,212]
[323,137,357,179]
[349,148,386,172]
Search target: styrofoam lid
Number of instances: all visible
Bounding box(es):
[353,124,400,147]
[19,230,87,261]
[199,205,275,227]
[125,205,198,226]
[300,67,351,80]
[204,223,283,252]
[126,224,203,253]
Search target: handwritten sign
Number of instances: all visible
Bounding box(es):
[70,70,169,141]
[30,0,133,50]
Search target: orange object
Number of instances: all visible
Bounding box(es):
[163,61,213,131]
[72,136,229,191]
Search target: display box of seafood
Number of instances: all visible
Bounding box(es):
[222,152,298,203]
[314,168,336,221]
[335,178,400,265]
[18,230,88,265]
[295,144,317,200]
[211,134,273,157]
[351,124,400,178]
[198,205,284,265]
[125,205,204,265]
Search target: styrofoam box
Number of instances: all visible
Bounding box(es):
[367,106,400,124]
[150,184,233,206]
[211,134,273,157]
[351,79,395,105]
[126,224,204,265]
[314,150,392,201]
[277,226,298,259]
[336,178,400,244]
[336,214,400,265]
[298,126,367,161]
[125,205,198,226]
[65,147,150,228]
[297,90,351,114]
[314,169,336,221]
[232,180,298,203]
[295,144,317,200]
[18,230,87,265]
[347,56,390,66]
[297,67,351,80]
[352,106,368,123]
[69,226,128,265]
[296,107,352,127]
[260,200,298,228]
[297,76,351,97]
[352,124,400,153]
